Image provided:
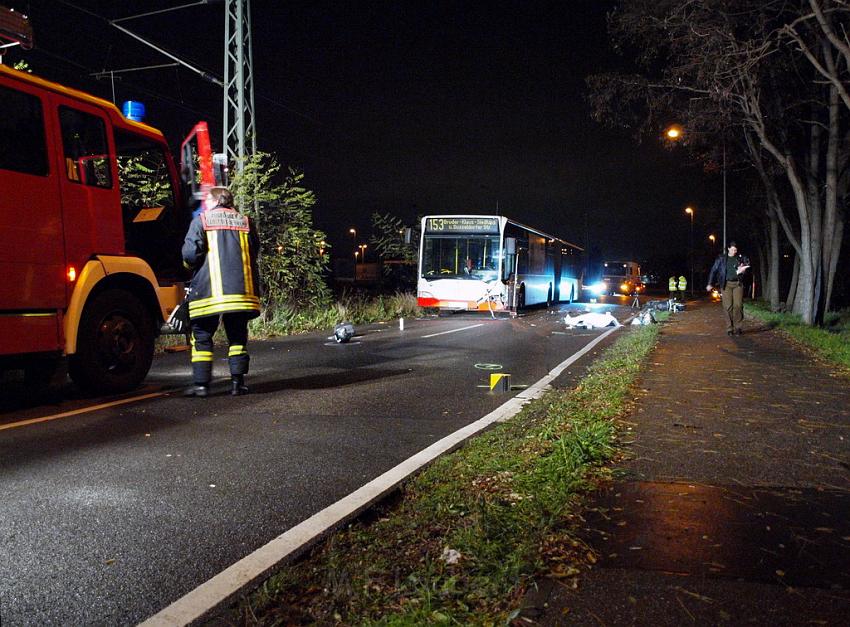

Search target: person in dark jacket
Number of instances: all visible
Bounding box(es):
[706,240,750,335]
[182,187,261,397]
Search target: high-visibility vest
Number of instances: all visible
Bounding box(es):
[678,275,687,291]
[182,207,262,320]
[668,276,677,291]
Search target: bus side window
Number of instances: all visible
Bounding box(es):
[58,106,112,189]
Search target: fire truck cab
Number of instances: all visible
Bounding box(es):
[0,64,204,392]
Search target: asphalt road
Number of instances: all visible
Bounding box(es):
[0,298,638,625]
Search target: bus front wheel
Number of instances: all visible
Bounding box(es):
[69,289,155,394]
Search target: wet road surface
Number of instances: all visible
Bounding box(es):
[0,301,634,624]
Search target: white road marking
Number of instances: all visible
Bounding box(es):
[0,392,167,432]
[140,323,622,626]
[421,323,484,338]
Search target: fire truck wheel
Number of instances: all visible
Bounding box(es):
[69,289,155,394]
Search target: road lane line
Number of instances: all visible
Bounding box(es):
[421,323,484,338]
[0,392,168,432]
[141,324,622,627]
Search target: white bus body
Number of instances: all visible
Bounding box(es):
[417,215,583,312]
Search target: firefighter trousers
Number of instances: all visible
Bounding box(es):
[190,312,251,385]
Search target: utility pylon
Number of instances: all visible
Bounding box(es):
[223,0,256,171]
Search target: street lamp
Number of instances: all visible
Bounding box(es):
[349,228,358,259]
[665,125,683,140]
[358,244,367,261]
[664,124,728,251]
[685,207,694,296]
[708,234,716,245]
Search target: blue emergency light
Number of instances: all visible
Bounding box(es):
[121,100,146,122]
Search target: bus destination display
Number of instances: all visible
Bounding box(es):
[425,217,499,234]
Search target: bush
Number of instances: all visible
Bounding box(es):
[229,153,331,317]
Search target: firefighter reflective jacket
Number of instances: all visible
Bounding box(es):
[668,276,677,291]
[678,275,687,291]
[182,206,261,320]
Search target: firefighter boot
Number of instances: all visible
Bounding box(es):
[231,375,248,396]
[183,384,209,398]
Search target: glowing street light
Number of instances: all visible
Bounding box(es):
[685,207,694,296]
[665,124,683,140]
[665,124,728,250]
[708,234,716,244]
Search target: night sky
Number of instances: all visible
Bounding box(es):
[7,0,729,269]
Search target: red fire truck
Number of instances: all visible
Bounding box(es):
[0,63,217,392]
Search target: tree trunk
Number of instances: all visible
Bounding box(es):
[825,211,844,311]
[787,253,800,311]
[745,115,817,322]
[757,243,767,300]
[820,81,843,315]
[767,210,781,309]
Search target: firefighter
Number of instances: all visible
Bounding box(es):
[678,274,688,295]
[182,187,261,397]
[668,275,678,297]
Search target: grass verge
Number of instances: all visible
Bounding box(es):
[747,301,850,372]
[252,292,421,338]
[220,322,662,625]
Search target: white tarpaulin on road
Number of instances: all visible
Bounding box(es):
[564,311,621,329]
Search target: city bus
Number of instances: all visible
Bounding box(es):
[0,63,217,392]
[417,215,583,312]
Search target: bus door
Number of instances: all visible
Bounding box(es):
[0,80,65,354]
[50,95,123,278]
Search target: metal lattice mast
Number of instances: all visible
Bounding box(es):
[223,0,256,171]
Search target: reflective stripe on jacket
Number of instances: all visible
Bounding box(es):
[182,206,261,320]
[678,276,687,291]
[668,277,677,290]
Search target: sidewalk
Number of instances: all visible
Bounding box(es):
[521,300,850,625]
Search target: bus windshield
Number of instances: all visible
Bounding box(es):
[421,234,500,279]
[603,264,629,277]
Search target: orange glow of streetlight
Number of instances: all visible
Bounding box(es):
[709,234,716,244]
[685,206,693,216]
[665,125,683,140]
